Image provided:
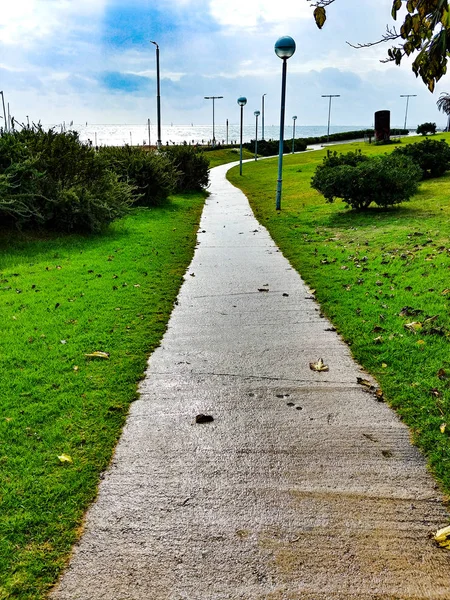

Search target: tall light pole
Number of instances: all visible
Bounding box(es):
[400,94,417,131]
[0,91,7,133]
[292,115,297,153]
[254,110,260,160]
[204,96,223,147]
[275,36,296,210]
[262,93,267,140]
[237,96,247,176]
[150,41,162,148]
[322,94,340,143]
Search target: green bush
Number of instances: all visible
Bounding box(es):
[243,138,307,157]
[160,146,210,191]
[416,122,437,135]
[98,145,178,206]
[0,129,133,231]
[392,137,450,178]
[311,152,421,210]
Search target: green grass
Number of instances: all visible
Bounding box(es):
[0,193,205,599]
[228,134,450,499]
[206,147,255,168]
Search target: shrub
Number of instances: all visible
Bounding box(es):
[160,146,210,191]
[98,146,178,206]
[311,153,421,210]
[0,129,133,231]
[392,138,450,178]
[242,138,307,157]
[416,122,437,135]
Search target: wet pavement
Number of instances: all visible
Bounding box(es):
[52,162,450,599]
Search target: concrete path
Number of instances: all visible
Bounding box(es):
[52,163,450,599]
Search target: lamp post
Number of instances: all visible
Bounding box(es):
[0,91,7,133]
[204,95,223,147]
[150,41,162,148]
[321,94,340,143]
[262,93,267,140]
[292,115,297,153]
[237,96,247,176]
[400,94,417,131]
[254,110,260,160]
[274,36,296,210]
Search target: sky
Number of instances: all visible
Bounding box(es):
[1,0,449,129]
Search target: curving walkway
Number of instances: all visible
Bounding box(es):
[52,162,450,599]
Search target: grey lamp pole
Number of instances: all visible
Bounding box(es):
[204,96,223,147]
[262,93,266,140]
[150,41,162,148]
[254,110,260,160]
[0,91,7,133]
[237,97,247,176]
[321,94,340,143]
[292,115,297,153]
[275,36,296,210]
[400,94,417,131]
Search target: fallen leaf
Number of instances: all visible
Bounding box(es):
[85,351,110,359]
[357,377,373,388]
[437,369,447,380]
[417,339,426,345]
[434,525,450,549]
[440,423,447,434]
[430,388,441,398]
[382,363,388,368]
[309,358,329,372]
[195,414,214,424]
[399,306,423,317]
[404,321,422,333]
[73,365,79,371]
[373,336,383,344]
[375,389,384,402]
[58,454,73,463]
[60,340,67,345]
[258,288,269,292]
[441,289,450,295]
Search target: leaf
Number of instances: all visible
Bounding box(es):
[382,363,388,368]
[434,525,450,549]
[375,389,385,402]
[313,6,326,29]
[195,414,214,424]
[309,358,329,372]
[58,454,73,463]
[85,351,110,359]
[440,423,447,434]
[404,321,422,333]
[441,288,450,295]
[437,368,447,380]
[258,288,269,292]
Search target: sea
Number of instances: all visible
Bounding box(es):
[46,123,382,147]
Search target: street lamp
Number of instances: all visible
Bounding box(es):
[262,93,267,140]
[400,94,417,131]
[204,96,223,147]
[237,96,247,176]
[274,36,296,210]
[0,91,7,133]
[254,110,260,160]
[150,41,162,148]
[292,115,297,153]
[322,94,340,143]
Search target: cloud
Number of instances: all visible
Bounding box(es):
[208,0,311,31]
[0,0,106,47]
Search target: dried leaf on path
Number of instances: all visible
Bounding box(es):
[434,525,450,549]
[309,358,329,372]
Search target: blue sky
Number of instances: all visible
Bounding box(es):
[0,0,449,128]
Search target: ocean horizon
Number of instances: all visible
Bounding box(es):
[43,122,405,147]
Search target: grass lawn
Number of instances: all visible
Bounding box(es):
[228,133,450,500]
[0,193,205,599]
[206,146,255,168]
